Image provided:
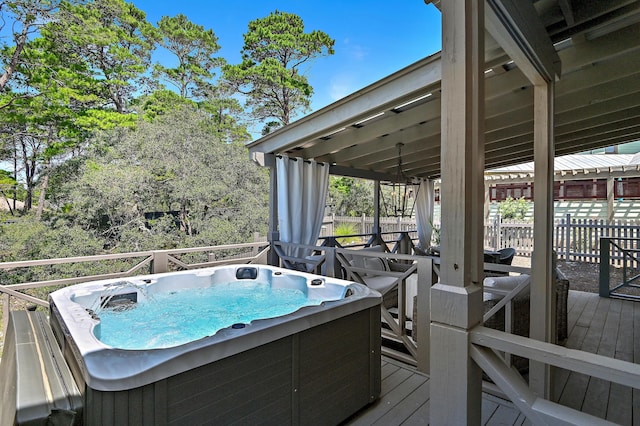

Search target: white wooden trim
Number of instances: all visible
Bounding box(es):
[470,326,640,389]
[246,54,442,155]
[470,343,616,425]
[530,80,556,397]
[430,1,485,423]
[485,0,561,83]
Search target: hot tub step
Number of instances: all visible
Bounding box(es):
[0,311,83,425]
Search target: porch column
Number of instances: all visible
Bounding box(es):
[484,181,491,221]
[374,180,381,237]
[430,0,485,424]
[267,158,280,266]
[530,80,556,398]
[607,176,615,224]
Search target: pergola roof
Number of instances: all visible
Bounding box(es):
[248,0,640,182]
[486,153,640,181]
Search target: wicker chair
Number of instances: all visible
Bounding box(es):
[411,270,570,371]
[482,270,569,373]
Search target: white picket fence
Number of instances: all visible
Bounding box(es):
[323,214,640,265]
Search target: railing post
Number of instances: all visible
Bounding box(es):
[324,246,337,278]
[415,256,432,373]
[152,251,169,274]
[565,213,571,261]
[599,237,611,297]
[396,232,412,255]
[322,238,341,278]
[2,293,9,334]
[252,232,260,256]
[495,214,502,250]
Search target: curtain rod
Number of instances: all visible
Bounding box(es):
[275,155,326,166]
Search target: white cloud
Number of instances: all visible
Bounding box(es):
[343,38,367,61]
[329,75,356,102]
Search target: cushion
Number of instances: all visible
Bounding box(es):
[363,256,389,273]
[351,246,389,277]
[361,275,397,295]
[483,274,530,302]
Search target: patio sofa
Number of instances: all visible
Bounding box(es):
[412,269,570,348]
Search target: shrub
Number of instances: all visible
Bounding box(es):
[498,197,530,220]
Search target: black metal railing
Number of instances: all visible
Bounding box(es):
[599,237,640,300]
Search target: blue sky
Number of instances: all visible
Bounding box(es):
[132,0,443,114]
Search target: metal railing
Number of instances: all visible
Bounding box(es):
[599,237,640,299]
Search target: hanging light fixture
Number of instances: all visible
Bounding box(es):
[380,130,417,218]
[394,141,407,217]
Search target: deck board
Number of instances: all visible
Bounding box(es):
[347,291,640,425]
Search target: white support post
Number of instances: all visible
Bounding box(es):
[267,160,280,266]
[430,0,485,424]
[416,256,432,373]
[374,180,381,237]
[484,181,491,220]
[530,81,556,398]
[607,176,615,224]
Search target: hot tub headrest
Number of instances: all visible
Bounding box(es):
[236,267,258,280]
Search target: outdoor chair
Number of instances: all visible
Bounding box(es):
[339,245,413,308]
[482,271,570,373]
[412,270,570,374]
[497,247,516,265]
[484,247,516,277]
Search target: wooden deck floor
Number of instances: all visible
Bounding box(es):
[345,290,640,425]
[554,290,640,425]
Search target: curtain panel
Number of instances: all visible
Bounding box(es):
[276,155,329,258]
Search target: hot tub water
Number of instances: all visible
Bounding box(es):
[95,281,322,349]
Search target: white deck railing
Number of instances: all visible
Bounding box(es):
[471,326,640,425]
[0,242,270,331]
[3,237,640,424]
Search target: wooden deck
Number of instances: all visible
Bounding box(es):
[554,290,640,425]
[345,290,640,425]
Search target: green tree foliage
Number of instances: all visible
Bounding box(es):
[57,107,268,250]
[0,0,63,98]
[498,196,530,220]
[224,10,334,133]
[328,177,374,217]
[135,89,196,121]
[50,0,158,113]
[154,14,223,100]
[0,3,332,270]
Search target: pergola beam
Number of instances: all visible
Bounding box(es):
[485,0,561,83]
[246,54,442,156]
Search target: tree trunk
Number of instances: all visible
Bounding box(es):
[35,164,50,220]
[0,24,30,91]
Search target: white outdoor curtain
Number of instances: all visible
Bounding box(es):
[415,179,435,249]
[276,155,329,258]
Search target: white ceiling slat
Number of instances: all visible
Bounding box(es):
[247,54,443,155]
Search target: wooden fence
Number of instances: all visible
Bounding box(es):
[319,215,417,238]
[326,214,640,266]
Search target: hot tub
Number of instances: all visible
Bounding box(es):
[49,264,381,425]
